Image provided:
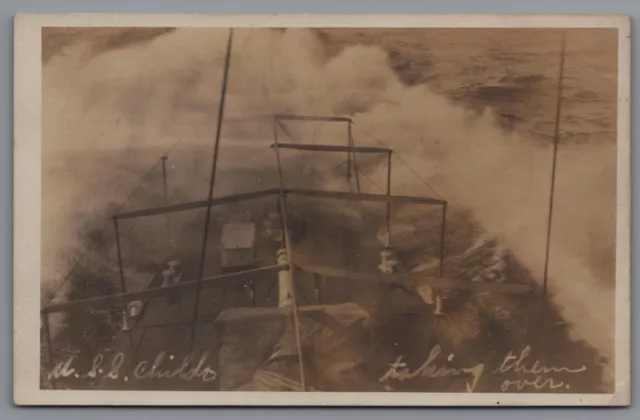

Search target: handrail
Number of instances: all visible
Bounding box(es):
[113,188,446,220]
[42,264,286,314]
[295,263,533,294]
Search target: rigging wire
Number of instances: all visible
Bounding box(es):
[357,169,383,193]
[351,122,443,199]
[188,28,234,351]
[330,158,383,193]
[542,30,567,296]
[533,31,606,376]
[43,137,185,309]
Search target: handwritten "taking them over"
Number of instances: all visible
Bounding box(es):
[379,345,484,392]
[492,345,587,392]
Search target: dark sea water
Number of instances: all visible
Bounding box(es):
[318,28,618,145]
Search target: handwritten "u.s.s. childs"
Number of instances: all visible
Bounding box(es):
[48,351,217,383]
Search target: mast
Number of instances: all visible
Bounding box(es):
[189,28,234,351]
[542,30,567,295]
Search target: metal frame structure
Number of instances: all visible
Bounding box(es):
[269,142,394,240]
[272,114,399,252]
[273,113,362,191]
[39,27,535,392]
[39,135,535,390]
[41,189,450,390]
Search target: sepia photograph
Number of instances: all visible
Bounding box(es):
[13,14,630,406]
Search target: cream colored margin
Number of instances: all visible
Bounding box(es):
[13,13,631,407]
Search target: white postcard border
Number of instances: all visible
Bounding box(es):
[13,13,631,406]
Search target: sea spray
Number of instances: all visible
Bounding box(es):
[42,28,617,386]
